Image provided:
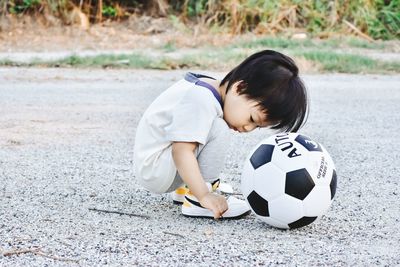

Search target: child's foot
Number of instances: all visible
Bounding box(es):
[172,186,189,205]
[171,179,234,204]
[181,191,251,219]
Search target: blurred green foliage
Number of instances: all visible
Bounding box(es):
[102,5,117,17]
[8,0,41,14]
[1,0,399,40]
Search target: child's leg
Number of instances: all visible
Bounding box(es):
[175,118,249,219]
[196,117,231,182]
[166,117,231,192]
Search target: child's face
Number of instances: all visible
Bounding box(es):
[223,82,269,132]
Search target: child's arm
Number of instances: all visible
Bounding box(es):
[172,142,228,219]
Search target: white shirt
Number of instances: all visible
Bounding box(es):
[134,76,223,193]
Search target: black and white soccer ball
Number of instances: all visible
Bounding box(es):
[241,133,337,229]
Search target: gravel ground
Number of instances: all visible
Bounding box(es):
[0,68,399,266]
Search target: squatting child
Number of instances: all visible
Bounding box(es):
[133,50,308,219]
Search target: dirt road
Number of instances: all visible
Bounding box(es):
[1,68,399,265]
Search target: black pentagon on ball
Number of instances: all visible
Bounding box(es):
[330,170,337,200]
[250,144,274,170]
[285,168,315,200]
[247,191,269,216]
[288,216,318,229]
[295,134,322,152]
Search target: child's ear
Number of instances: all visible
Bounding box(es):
[233,80,247,94]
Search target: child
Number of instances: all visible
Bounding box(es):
[134,50,308,219]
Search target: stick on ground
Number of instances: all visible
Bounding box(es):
[2,248,80,263]
[163,231,185,238]
[2,248,41,257]
[33,251,80,263]
[89,208,150,219]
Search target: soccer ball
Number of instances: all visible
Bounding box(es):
[241,132,337,229]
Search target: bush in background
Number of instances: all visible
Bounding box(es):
[0,0,398,40]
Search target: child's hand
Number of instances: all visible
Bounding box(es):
[199,192,228,219]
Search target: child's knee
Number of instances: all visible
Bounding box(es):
[209,117,230,139]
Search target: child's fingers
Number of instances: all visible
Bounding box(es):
[213,206,227,219]
[216,201,228,219]
[212,208,222,219]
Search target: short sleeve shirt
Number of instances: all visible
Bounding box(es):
[133,73,223,192]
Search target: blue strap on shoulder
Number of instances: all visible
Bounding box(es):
[184,72,223,108]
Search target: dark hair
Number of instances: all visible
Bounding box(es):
[220,50,308,132]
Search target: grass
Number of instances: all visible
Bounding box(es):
[161,41,177,52]
[233,37,314,49]
[297,51,399,73]
[233,36,388,50]
[51,54,154,68]
[0,59,17,66]
[4,50,396,74]
[1,37,398,74]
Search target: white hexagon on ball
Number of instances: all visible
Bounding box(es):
[271,142,310,173]
[303,185,332,216]
[240,159,255,198]
[269,195,304,223]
